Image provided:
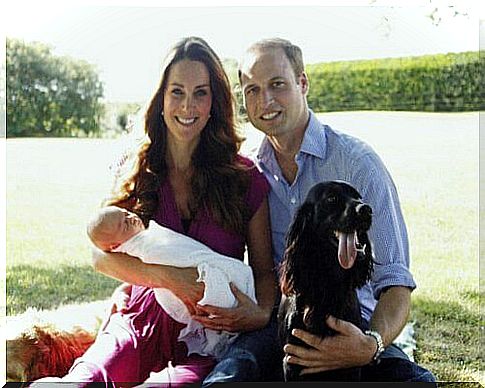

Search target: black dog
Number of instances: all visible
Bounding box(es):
[278,181,374,381]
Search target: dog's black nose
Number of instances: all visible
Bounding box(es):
[356,203,372,217]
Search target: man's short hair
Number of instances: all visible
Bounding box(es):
[242,38,305,78]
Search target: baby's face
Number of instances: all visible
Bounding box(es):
[106,208,145,248]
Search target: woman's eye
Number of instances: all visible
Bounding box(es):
[195,89,208,97]
[273,81,284,88]
[171,89,183,96]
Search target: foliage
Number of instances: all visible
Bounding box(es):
[6,38,104,137]
[99,101,142,137]
[222,58,245,119]
[306,52,484,112]
[116,111,128,132]
[1,68,5,136]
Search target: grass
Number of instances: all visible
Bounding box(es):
[6,138,123,313]
[5,111,481,384]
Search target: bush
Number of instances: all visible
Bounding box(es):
[7,38,104,137]
[306,52,484,112]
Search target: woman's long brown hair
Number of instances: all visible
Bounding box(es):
[106,37,250,234]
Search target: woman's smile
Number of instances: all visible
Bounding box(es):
[163,59,212,146]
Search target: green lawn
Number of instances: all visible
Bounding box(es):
[5,112,481,384]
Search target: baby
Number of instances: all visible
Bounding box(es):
[87,206,145,251]
[86,206,257,358]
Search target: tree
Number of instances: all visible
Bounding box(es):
[222,58,245,120]
[6,38,104,137]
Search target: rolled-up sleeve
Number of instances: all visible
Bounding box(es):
[353,153,416,300]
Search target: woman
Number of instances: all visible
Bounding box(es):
[38,37,277,386]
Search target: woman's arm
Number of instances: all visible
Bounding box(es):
[194,197,278,331]
[110,282,132,313]
[92,248,204,315]
[246,197,278,324]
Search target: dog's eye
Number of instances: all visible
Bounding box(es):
[326,196,337,204]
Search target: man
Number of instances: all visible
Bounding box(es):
[227,37,434,382]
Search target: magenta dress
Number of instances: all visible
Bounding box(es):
[61,156,269,387]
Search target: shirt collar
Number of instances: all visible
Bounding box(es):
[256,110,327,164]
[299,110,327,160]
[256,135,273,165]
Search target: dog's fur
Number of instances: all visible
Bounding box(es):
[278,181,374,381]
[6,299,110,382]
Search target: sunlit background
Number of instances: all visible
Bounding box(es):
[2,0,483,102]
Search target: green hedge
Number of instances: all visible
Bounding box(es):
[306,52,484,112]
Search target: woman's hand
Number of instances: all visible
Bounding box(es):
[163,266,205,316]
[193,283,270,332]
[110,283,132,314]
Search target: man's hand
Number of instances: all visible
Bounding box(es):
[284,315,376,376]
[192,283,269,332]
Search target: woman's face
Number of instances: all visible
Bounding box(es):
[163,59,212,148]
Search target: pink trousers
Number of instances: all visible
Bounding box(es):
[59,287,215,387]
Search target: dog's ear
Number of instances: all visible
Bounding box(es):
[352,232,374,288]
[286,202,315,248]
[280,202,315,296]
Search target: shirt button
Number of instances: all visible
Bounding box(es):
[290,197,296,204]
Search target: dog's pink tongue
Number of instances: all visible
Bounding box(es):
[338,232,357,269]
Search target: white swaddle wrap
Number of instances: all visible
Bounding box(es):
[113,220,257,358]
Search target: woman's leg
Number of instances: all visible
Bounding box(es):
[139,355,215,387]
[36,288,175,386]
[30,312,145,388]
[61,313,148,385]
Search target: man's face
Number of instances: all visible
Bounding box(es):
[240,48,309,138]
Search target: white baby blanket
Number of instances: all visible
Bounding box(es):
[113,220,257,358]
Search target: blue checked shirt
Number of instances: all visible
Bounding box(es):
[254,111,416,324]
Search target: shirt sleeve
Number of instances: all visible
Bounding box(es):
[352,152,417,300]
[240,156,270,220]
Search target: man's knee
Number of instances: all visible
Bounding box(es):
[409,365,436,383]
[362,358,436,383]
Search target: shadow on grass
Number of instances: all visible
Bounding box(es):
[7,263,119,315]
[412,295,482,384]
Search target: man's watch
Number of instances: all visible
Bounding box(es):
[365,330,385,364]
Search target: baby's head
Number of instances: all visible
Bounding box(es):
[87,206,145,251]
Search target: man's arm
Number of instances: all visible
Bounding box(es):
[369,286,411,347]
[283,286,411,374]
